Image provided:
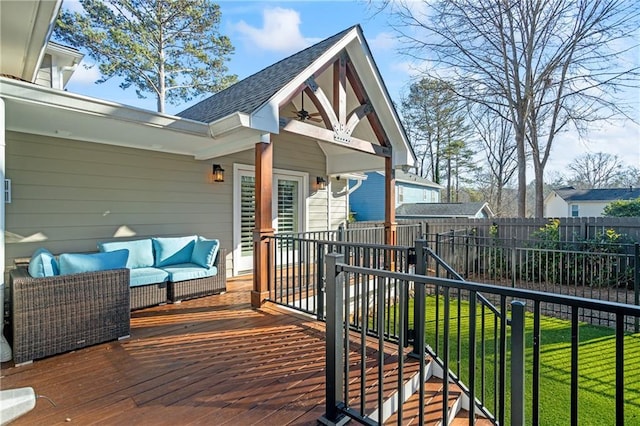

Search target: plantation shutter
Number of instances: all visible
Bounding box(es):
[276,179,299,234]
[240,175,255,256]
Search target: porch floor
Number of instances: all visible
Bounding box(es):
[1,276,333,425]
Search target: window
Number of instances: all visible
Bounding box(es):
[423,189,428,201]
[571,205,579,217]
[398,186,404,203]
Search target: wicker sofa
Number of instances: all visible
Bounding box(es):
[9,268,131,365]
[97,236,227,309]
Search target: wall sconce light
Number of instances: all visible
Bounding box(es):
[316,176,327,190]
[212,164,225,182]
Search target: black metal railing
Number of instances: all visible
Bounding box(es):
[413,240,505,424]
[266,233,414,325]
[322,249,640,425]
[429,232,640,330]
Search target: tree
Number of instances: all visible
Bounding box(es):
[603,198,640,217]
[381,0,640,217]
[55,0,237,113]
[468,103,518,215]
[566,152,625,188]
[400,77,472,194]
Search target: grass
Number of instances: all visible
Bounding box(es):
[400,294,640,425]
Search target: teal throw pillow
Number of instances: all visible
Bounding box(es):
[58,249,129,275]
[152,236,197,267]
[191,238,220,268]
[28,248,59,277]
[98,238,154,269]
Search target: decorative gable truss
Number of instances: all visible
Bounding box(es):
[278,52,391,160]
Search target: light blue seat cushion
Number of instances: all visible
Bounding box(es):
[129,267,170,288]
[190,237,220,268]
[98,238,154,269]
[162,263,218,282]
[59,249,128,275]
[153,236,197,267]
[28,248,59,278]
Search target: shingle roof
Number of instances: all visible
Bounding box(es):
[396,202,490,217]
[555,187,640,202]
[177,26,357,123]
[394,170,442,188]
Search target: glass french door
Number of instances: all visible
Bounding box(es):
[234,166,305,274]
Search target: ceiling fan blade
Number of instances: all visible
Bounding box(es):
[309,117,323,122]
[309,112,322,117]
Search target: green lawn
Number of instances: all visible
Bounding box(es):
[404,295,640,425]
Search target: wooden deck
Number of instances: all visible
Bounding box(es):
[1,276,335,425]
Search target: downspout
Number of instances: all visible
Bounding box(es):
[0,97,12,361]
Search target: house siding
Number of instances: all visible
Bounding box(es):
[5,131,341,275]
[350,172,441,221]
[349,172,386,221]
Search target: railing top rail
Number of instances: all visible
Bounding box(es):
[268,234,412,251]
[332,257,640,316]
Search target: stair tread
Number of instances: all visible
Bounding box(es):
[451,409,494,425]
[384,377,463,425]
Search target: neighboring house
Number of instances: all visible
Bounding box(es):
[396,202,494,219]
[0,1,415,290]
[544,186,640,217]
[349,170,442,221]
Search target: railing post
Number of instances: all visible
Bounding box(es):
[320,253,348,426]
[317,242,325,321]
[511,300,526,426]
[511,237,517,288]
[412,239,427,358]
[634,243,639,333]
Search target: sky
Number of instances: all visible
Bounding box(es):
[61,0,640,180]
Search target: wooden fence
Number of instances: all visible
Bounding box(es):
[349,217,640,243]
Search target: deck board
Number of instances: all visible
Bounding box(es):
[1,276,452,425]
[1,277,339,425]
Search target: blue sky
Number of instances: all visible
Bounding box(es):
[62,0,639,177]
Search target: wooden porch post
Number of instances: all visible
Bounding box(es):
[252,136,273,308]
[384,156,397,247]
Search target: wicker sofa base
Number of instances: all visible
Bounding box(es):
[130,282,167,311]
[167,249,227,303]
[10,267,131,365]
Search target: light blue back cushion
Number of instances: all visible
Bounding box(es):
[152,236,197,267]
[98,238,154,269]
[28,248,59,277]
[190,238,220,268]
[59,249,129,275]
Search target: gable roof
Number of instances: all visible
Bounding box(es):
[554,187,640,202]
[177,27,355,123]
[396,202,493,218]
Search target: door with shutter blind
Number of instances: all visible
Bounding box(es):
[233,165,306,275]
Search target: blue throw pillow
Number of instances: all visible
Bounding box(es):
[28,248,59,277]
[153,236,197,267]
[58,249,129,275]
[191,238,220,268]
[98,238,154,269]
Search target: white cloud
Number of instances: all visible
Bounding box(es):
[369,32,397,51]
[68,64,102,85]
[233,7,311,53]
[545,120,640,178]
[61,0,84,13]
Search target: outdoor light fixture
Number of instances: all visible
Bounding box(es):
[316,176,327,190]
[212,164,225,182]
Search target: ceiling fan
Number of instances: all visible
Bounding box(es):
[292,92,322,122]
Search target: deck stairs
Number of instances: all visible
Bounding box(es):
[346,347,493,425]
